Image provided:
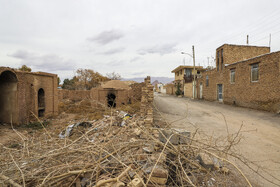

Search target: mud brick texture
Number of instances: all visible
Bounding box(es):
[0,67,58,125]
[196,45,280,113]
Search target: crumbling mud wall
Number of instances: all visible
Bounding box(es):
[140,76,154,126]
[0,67,58,125]
[58,89,91,101]
[130,82,145,102]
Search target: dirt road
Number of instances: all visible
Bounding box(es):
[154,93,280,187]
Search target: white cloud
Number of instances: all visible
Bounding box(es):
[100,47,125,55]
[87,30,124,45]
[8,50,76,71]
[138,43,177,55]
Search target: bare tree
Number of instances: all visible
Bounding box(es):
[106,72,122,80]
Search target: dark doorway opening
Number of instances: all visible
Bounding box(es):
[0,71,18,124]
[107,93,116,108]
[38,88,45,117]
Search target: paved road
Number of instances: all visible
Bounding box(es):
[154,93,280,187]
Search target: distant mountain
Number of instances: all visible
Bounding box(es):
[122,77,174,84]
[151,80,159,86]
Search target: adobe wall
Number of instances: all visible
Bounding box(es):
[58,89,91,101]
[130,82,145,102]
[91,88,131,107]
[166,84,175,95]
[217,44,270,66]
[140,76,154,126]
[184,83,193,98]
[0,67,58,124]
[197,51,280,112]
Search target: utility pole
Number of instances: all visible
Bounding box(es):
[207,57,210,68]
[192,45,196,99]
[247,35,249,45]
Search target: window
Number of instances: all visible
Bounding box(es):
[230,69,235,83]
[185,69,192,77]
[180,70,182,75]
[177,72,179,76]
[206,75,209,86]
[217,51,220,71]
[221,49,224,70]
[251,63,259,82]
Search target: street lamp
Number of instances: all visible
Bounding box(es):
[181,45,196,99]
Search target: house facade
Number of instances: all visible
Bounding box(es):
[196,44,280,112]
[171,65,205,97]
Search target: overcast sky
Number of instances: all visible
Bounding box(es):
[1,0,280,80]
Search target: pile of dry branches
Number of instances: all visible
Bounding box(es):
[0,110,254,187]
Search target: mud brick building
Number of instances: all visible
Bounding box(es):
[196,44,280,112]
[91,80,133,108]
[0,67,58,125]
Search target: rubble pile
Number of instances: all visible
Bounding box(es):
[0,112,249,187]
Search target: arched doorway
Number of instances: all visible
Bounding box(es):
[107,92,116,108]
[38,88,45,117]
[0,71,18,124]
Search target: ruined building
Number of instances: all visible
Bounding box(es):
[91,80,133,108]
[0,67,58,125]
[196,44,280,112]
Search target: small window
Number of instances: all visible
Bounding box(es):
[177,72,179,76]
[185,69,191,77]
[230,69,235,83]
[206,75,209,87]
[251,63,259,82]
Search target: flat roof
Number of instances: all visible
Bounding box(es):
[171,65,205,73]
[216,43,270,50]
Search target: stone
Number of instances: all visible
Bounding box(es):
[144,165,168,178]
[159,129,191,145]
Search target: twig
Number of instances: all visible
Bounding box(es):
[0,173,22,187]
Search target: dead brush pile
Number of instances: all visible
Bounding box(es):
[0,110,253,187]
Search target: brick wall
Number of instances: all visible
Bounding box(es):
[140,76,154,126]
[130,82,145,102]
[197,51,280,112]
[0,67,58,124]
[216,44,270,71]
